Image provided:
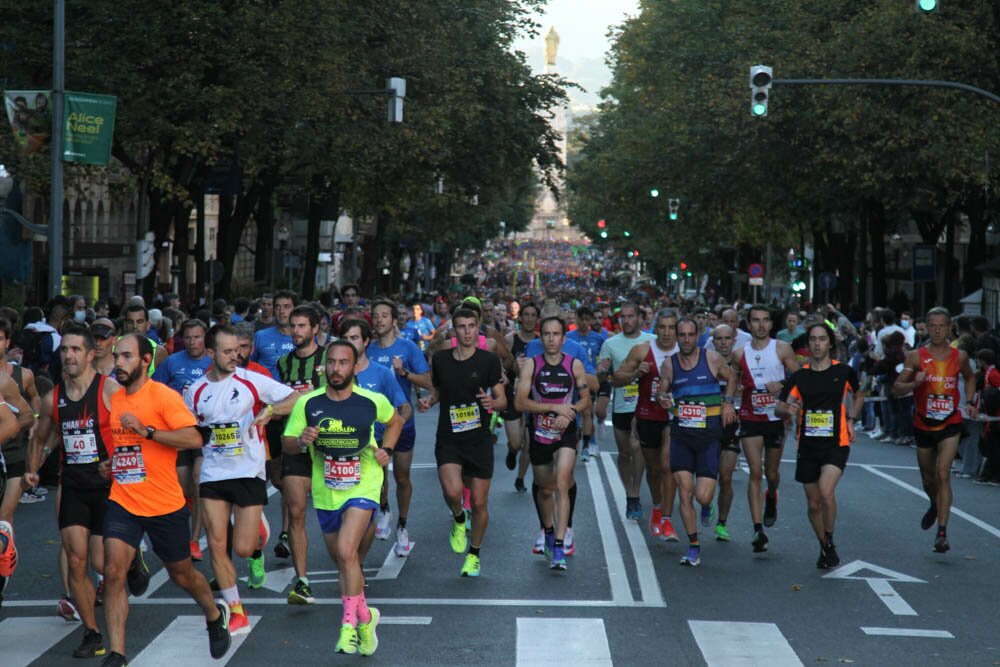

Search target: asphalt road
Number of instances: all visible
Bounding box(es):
[2,407,999,666]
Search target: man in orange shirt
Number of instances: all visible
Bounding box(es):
[101,334,231,667]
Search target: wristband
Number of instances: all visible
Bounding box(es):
[722,396,735,404]
[266,404,274,415]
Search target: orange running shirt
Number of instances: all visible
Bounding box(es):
[913,347,963,432]
[109,380,197,517]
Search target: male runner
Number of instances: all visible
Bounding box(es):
[515,316,589,570]
[657,318,737,567]
[710,325,741,541]
[733,305,800,553]
[613,308,679,540]
[503,302,539,491]
[252,293,275,332]
[705,308,751,352]
[0,402,21,606]
[185,325,299,632]
[122,305,167,373]
[596,302,654,519]
[893,307,977,553]
[567,305,607,461]
[283,340,402,656]
[366,300,432,555]
[91,319,119,376]
[101,333,230,666]
[418,308,505,577]
[777,322,863,569]
[22,327,119,658]
[251,289,296,377]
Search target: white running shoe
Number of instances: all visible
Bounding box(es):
[375,509,392,540]
[564,527,575,556]
[532,530,545,555]
[394,526,412,557]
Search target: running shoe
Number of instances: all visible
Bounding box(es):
[460,553,481,577]
[816,548,830,570]
[274,531,291,559]
[649,507,664,537]
[544,531,555,558]
[532,530,546,555]
[126,550,150,596]
[0,521,17,580]
[680,546,701,567]
[57,595,80,622]
[228,603,250,636]
[580,445,590,463]
[700,503,716,528]
[207,601,232,659]
[18,487,45,504]
[715,523,731,542]
[335,623,360,654]
[823,542,840,568]
[514,477,527,493]
[564,527,575,556]
[73,629,107,659]
[189,540,204,561]
[449,516,469,554]
[659,517,679,542]
[33,485,49,496]
[247,553,266,589]
[358,607,381,656]
[920,505,937,531]
[100,652,128,667]
[933,534,950,553]
[375,508,392,540]
[625,500,642,521]
[288,578,315,605]
[763,491,778,527]
[590,441,599,457]
[752,530,769,553]
[394,526,412,557]
[550,546,567,571]
[505,448,517,471]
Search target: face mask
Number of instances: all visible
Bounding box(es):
[73,311,86,323]
[900,319,911,330]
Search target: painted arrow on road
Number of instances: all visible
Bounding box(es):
[823,560,925,616]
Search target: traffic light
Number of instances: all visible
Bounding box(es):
[650,188,660,198]
[597,219,606,228]
[600,230,608,239]
[624,230,631,237]
[749,65,773,117]
[685,271,693,277]
[668,198,680,221]
[788,258,810,270]
[679,262,688,271]
[669,271,679,280]
[915,0,938,12]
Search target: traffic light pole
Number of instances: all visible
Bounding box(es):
[773,78,1000,105]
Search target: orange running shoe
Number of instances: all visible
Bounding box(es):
[659,517,679,542]
[229,603,251,635]
[0,521,17,579]
[648,507,664,537]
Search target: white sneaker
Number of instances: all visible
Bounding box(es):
[532,530,545,555]
[394,526,412,557]
[870,430,884,440]
[590,442,599,458]
[580,445,590,462]
[32,486,48,496]
[564,527,575,556]
[375,509,392,540]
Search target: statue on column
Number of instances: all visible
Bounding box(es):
[544,27,559,67]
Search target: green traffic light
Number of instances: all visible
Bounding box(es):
[918,0,937,11]
[669,212,678,221]
[650,188,659,198]
[752,103,767,116]
[624,231,631,237]
[685,271,692,277]
[669,272,678,280]
[600,230,607,238]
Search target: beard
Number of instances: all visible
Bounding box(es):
[328,373,354,391]
[115,365,144,387]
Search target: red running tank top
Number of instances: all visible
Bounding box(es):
[913,347,963,431]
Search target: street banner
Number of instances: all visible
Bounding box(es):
[3,90,52,154]
[63,91,117,165]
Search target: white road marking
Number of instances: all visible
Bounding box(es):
[861,627,954,638]
[29,596,656,607]
[130,615,260,666]
[598,454,665,607]
[585,452,633,604]
[380,616,432,625]
[0,616,78,667]
[689,620,804,667]
[865,578,919,616]
[860,464,1000,539]
[824,560,924,616]
[516,618,612,666]
[373,542,414,580]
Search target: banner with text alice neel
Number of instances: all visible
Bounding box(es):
[63,92,117,165]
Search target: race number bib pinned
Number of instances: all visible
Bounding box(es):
[449,404,481,433]
[63,430,100,464]
[804,410,835,438]
[677,402,708,429]
[112,445,147,484]
[323,454,361,490]
[622,383,639,405]
[534,413,563,443]
[209,422,244,457]
[926,394,954,422]
[750,389,776,417]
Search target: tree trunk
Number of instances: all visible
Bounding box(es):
[866,199,888,308]
[217,184,262,300]
[943,211,957,311]
[254,181,275,284]
[358,213,383,297]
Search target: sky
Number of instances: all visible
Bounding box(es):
[512,0,640,113]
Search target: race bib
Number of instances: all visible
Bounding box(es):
[449,404,481,433]
[534,413,563,442]
[677,402,708,429]
[750,389,776,417]
[650,378,659,398]
[804,410,835,438]
[926,394,953,422]
[209,422,244,457]
[323,454,361,490]
[112,445,146,485]
[622,383,639,405]
[289,381,313,392]
[63,431,100,465]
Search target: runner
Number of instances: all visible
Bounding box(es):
[893,307,977,553]
[567,305,607,461]
[503,302,539,492]
[596,302,655,520]
[656,318,737,567]
[274,304,326,603]
[22,326,119,657]
[733,305,800,553]
[185,324,300,633]
[418,307,505,577]
[776,322,864,569]
[0,401,21,607]
[282,340,402,656]
[613,308,679,540]
[709,325,741,541]
[101,333,231,666]
[251,289,297,377]
[91,319,119,376]
[366,299,432,556]
[515,315,590,570]
[122,305,167,374]
[233,322,273,377]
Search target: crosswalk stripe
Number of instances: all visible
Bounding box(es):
[516,618,612,666]
[130,615,260,666]
[0,616,79,667]
[689,620,803,666]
